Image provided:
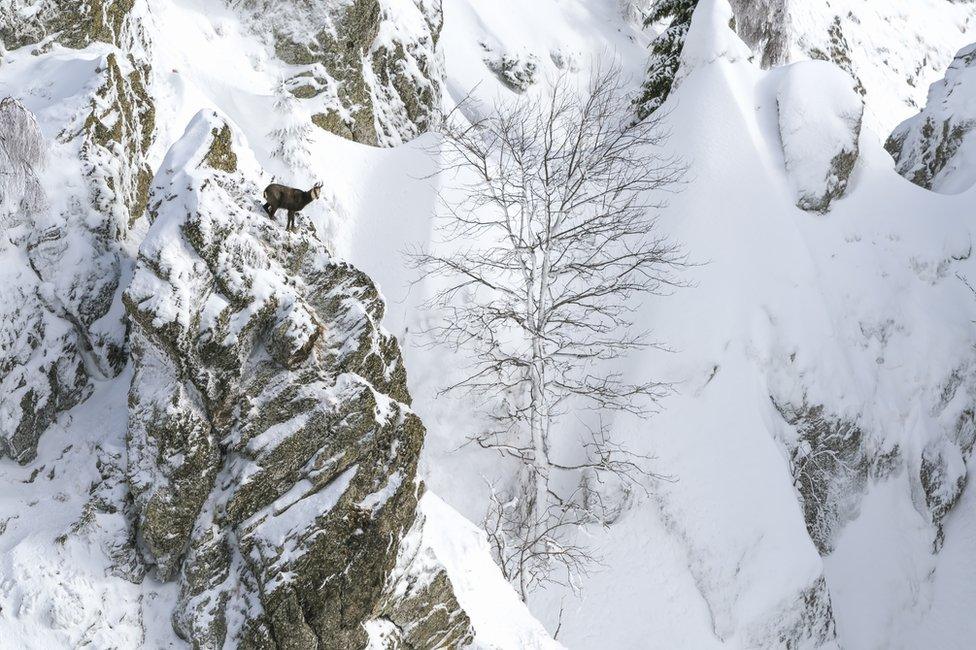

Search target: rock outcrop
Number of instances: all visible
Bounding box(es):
[124,110,471,648]
[232,0,443,147]
[776,60,862,213]
[0,0,143,51]
[772,398,870,554]
[886,43,976,194]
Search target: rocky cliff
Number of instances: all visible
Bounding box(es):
[887,43,976,194]
[124,110,470,648]
[0,1,559,647]
[232,0,443,146]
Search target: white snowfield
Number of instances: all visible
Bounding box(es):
[1,0,976,649]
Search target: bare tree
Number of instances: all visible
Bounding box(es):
[0,97,47,219]
[411,65,686,598]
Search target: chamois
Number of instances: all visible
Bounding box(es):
[262,182,323,232]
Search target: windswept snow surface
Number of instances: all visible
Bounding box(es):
[348,1,976,649]
[3,0,976,647]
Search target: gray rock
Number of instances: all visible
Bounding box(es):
[886,44,976,194]
[126,111,471,648]
[772,398,869,555]
[232,0,443,147]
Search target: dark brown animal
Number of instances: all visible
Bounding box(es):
[262,182,323,232]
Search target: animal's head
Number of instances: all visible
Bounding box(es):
[310,182,323,200]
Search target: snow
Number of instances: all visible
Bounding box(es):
[2,0,976,647]
[390,1,976,647]
[751,0,976,135]
[417,493,564,650]
[243,465,359,550]
[775,60,863,212]
[0,371,181,648]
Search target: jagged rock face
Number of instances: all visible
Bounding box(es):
[726,0,787,68]
[232,0,443,147]
[0,99,91,462]
[125,111,469,648]
[774,378,975,557]
[886,43,976,194]
[0,0,142,50]
[368,503,474,648]
[920,367,976,551]
[773,399,870,555]
[776,60,862,213]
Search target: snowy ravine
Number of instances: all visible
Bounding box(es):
[2,0,976,649]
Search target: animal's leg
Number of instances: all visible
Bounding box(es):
[287,211,295,232]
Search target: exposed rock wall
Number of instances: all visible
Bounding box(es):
[727,0,789,68]
[0,0,144,51]
[232,0,443,147]
[887,43,976,194]
[772,399,870,555]
[125,111,471,648]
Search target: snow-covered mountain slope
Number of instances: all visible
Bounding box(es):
[336,1,976,648]
[887,43,976,194]
[729,0,976,134]
[3,0,976,648]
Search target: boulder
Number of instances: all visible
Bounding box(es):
[776,60,863,213]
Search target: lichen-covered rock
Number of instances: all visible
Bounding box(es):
[486,51,540,92]
[125,110,468,648]
[772,398,869,555]
[776,60,862,213]
[886,43,976,194]
[231,0,442,147]
[0,0,143,51]
[369,495,474,648]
